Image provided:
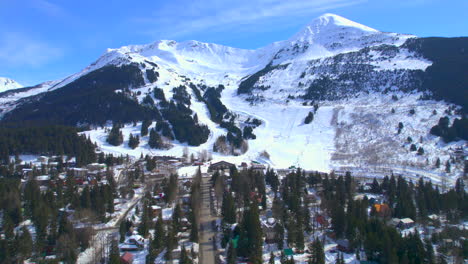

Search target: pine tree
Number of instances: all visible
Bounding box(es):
[119,220,127,242]
[153,214,165,250]
[304,111,314,124]
[109,239,121,264]
[269,251,275,264]
[17,226,33,260]
[128,133,140,149]
[222,191,237,224]
[148,128,163,149]
[107,123,123,146]
[141,119,151,136]
[227,241,237,264]
[445,160,451,173]
[311,239,325,264]
[180,244,190,264]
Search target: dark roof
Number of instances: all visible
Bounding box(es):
[209,161,235,168]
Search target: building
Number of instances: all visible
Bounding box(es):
[120,234,145,251]
[120,252,133,264]
[208,161,235,172]
[315,215,329,229]
[151,205,162,217]
[262,218,278,244]
[86,163,106,171]
[373,203,391,218]
[397,218,415,229]
[70,168,88,179]
[337,239,352,253]
[251,163,266,173]
[36,175,51,186]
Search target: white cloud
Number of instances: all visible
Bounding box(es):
[0,33,63,67]
[133,0,366,39]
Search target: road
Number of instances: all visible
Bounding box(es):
[199,175,218,264]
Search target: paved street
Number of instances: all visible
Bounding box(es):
[199,175,218,264]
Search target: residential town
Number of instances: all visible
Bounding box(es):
[1,152,466,264]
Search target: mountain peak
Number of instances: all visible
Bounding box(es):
[289,13,380,44]
[311,13,378,33]
[0,77,23,93]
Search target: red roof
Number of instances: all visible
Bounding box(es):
[315,215,328,227]
[121,252,133,263]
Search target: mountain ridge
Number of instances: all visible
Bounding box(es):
[0,14,466,178]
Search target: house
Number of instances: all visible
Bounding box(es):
[239,162,248,170]
[37,156,49,164]
[208,161,235,172]
[315,215,329,229]
[151,205,162,217]
[70,168,88,179]
[262,218,278,244]
[120,252,133,264]
[397,218,415,229]
[36,175,51,186]
[373,203,391,218]
[22,168,33,179]
[251,163,266,173]
[337,239,352,253]
[120,234,145,251]
[86,163,106,171]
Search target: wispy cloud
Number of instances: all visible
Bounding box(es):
[132,0,366,39]
[0,32,63,67]
[30,0,66,17]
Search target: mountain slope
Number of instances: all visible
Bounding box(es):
[0,13,466,180]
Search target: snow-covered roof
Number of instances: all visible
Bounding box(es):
[36,175,50,181]
[400,218,414,224]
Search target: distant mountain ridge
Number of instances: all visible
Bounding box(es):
[1,13,466,178]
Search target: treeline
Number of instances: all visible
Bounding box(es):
[0,125,96,166]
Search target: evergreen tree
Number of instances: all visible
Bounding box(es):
[311,239,325,264]
[227,241,237,264]
[148,128,163,149]
[445,160,451,173]
[153,214,165,250]
[180,244,191,264]
[107,123,123,146]
[119,220,127,243]
[109,239,121,264]
[128,133,140,149]
[222,191,237,224]
[141,119,151,136]
[269,251,275,264]
[17,226,33,260]
[239,201,263,263]
[304,111,314,124]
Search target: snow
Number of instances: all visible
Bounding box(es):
[2,13,465,187]
[0,80,59,118]
[0,77,22,93]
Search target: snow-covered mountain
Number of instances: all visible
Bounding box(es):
[1,13,466,182]
[0,77,23,93]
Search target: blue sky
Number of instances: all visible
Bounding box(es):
[1,0,467,86]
